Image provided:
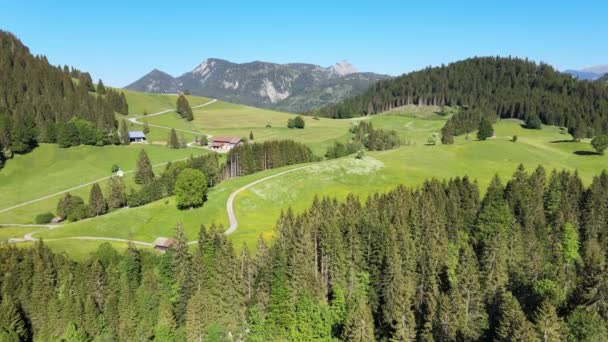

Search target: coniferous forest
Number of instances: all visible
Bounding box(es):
[0,31,128,167]
[312,57,608,137]
[2,166,608,341]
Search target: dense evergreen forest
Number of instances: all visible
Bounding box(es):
[0,31,128,168]
[2,165,608,341]
[223,140,315,179]
[312,57,608,137]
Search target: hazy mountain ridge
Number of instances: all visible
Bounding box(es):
[564,64,608,80]
[125,58,390,112]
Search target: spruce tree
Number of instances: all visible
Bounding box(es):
[477,117,494,140]
[143,120,150,134]
[134,149,154,184]
[97,79,106,95]
[167,129,179,149]
[120,119,130,145]
[107,176,127,209]
[176,95,194,121]
[88,183,107,216]
[496,291,536,341]
[249,131,254,141]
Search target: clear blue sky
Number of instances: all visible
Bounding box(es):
[1,0,606,87]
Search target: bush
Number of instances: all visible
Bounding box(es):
[512,135,518,142]
[265,122,272,128]
[294,116,305,129]
[35,212,55,224]
[111,164,120,173]
[591,135,608,155]
[525,114,542,129]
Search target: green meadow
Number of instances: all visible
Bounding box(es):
[30,112,607,254]
[0,143,206,223]
[2,91,606,256]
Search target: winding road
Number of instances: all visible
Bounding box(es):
[1,97,312,248]
[127,99,217,136]
[3,163,312,246]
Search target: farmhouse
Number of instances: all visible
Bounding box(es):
[128,131,146,143]
[210,136,242,151]
[153,237,176,253]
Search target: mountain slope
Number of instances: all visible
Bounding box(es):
[125,59,389,113]
[313,56,608,136]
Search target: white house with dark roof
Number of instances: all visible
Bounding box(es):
[128,131,146,143]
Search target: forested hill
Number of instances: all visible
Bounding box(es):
[0,31,128,167]
[312,57,608,135]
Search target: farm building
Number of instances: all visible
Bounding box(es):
[128,131,146,143]
[153,237,176,253]
[210,136,242,151]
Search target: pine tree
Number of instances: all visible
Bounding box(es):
[0,297,27,340]
[477,117,494,140]
[441,122,455,144]
[134,149,154,184]
[167,129,179,149]
[342,273,375,341]
[120,119,130,145]
[143,120,150,134]
[88,183,107,216]
[496,291,536,341]
[176,95,193,121]
[97,79,106,95]
[249,131,254,141]
[107,176,127,209]
[534,301,566,341]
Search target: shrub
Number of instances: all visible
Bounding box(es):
[266,122,272,128]
[512,135,518,142]
[294,116,305,129]
[525,114,542,129]
[591,135,608,155]
[111,164,120,173]
[35,212,55,224]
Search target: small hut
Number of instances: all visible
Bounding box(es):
[153,237,176,253]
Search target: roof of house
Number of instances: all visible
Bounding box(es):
[153,237,176,248]
[212,136,241,144]
[128,131,146,139]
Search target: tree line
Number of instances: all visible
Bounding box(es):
[52,151,221,222]
[326,121,401,159]
[311,56,608,138]
[223,140,315,179]
[0,31,129,168]
[3,165,608,340]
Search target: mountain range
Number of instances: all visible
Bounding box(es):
[563,64,608,80]
[125,59,390,113]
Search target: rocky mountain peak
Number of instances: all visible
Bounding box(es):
[330,60,358,76]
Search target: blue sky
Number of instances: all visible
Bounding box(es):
[1,0,606,87]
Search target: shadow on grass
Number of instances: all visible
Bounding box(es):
[573,150,601,156]
[550,139,574,144]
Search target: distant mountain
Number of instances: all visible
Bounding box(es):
[125,59,390,113]
[600,74,608,82]
[564,64,608,80]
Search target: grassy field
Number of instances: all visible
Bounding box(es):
[0,143,206,223]
[31,117,607,254]
[120,89,212,115]
[3,90,607,257]
[145,100,353,155]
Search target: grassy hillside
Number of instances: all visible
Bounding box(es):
[0,144,206,223]
[120,89,212,115]
[31,116,607,254]
[145,100,353,155]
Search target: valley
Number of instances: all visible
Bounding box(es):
[2,91,605,258]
